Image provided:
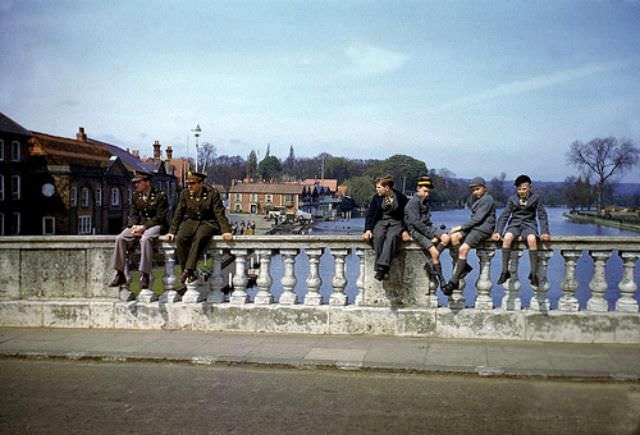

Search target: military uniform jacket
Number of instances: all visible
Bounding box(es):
[365,189,408,232]
[461,193,496,234]
[169,185,231,234]
[129,187,169,232]
[496,192,549,235]
[404,195,438,238]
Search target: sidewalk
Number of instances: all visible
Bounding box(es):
[1,327,639,381]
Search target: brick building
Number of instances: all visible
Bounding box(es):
[228,182,303,214]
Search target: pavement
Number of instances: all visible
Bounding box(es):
[1,327,639,381]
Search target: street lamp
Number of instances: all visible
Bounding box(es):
[191,124,202,172]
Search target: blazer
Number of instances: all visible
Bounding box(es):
[496,192,550,235]
[364,189,409,232]
[461,193,496,234]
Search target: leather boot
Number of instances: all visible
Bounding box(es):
[109,270,126,287]
[140,272,150,289]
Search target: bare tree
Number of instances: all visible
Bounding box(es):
[567,137,639,209]
[198,142,217,173]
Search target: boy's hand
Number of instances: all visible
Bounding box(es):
[401,231,412,242]
[491,233,501,241]
[362,230,373,241]
[449,225,462,235]
[541,233,551,242]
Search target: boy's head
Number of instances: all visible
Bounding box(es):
[514,174,532,199]
[415,175,433,199]
[468,177,487,199]
[375,175,394,196]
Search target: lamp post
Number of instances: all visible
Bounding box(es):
[191,124,202,172]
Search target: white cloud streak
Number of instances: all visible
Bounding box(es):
[344,42,408,76]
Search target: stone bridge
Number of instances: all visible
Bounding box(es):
[0,235,638,343]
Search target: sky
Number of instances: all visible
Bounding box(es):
[1,0,640,182]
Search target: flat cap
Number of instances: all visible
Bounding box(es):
[514,174,532,186]
[468,177,486,188]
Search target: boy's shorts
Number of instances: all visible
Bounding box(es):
[505,224,538,240]
[462,229,491,248]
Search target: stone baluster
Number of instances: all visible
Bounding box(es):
[159,244,180,303]
[230,249,250,305]
[254,249,274,305]
[474,248,495,310]
[207,249,226,304]
[330,248,349,306]
[182,273,204,303]
[529,250,553,312]
[279,249,299,305]
[304,248,324,306]
[354,248,366,306]
[616,251,640,312]
[558,250,581,311]
[587,250,611,312]
[501,248,522,310]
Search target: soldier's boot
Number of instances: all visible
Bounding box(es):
[140,272,150,289]
[109,270,127,287]
[180,269,196,284]
[528,250,539,287]
[497,248,511,285]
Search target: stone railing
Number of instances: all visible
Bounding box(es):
[0,235,638,342]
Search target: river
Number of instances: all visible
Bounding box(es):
[247,208,640,309]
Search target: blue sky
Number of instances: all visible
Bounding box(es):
[1,0,639,182]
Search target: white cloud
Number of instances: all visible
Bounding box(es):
[344,42,408,76]
[440,60,629,110]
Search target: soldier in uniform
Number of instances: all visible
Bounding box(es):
[363,175,410,281]
[165,172,232,284]
[492,174,551,286]
[109,171,169,289]
[442,177,496,296]
[404,175,450,289]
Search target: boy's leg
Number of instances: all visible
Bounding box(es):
[526,233,540,286]
[497,232,515,284]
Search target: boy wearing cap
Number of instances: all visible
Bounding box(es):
[363,175,409,281]
[110,171,169,289]
[442,177,496,296]
[404,175,450,289]
[165,172,233,284]
[492,174,550,286]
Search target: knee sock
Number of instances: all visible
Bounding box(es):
[450,258,467,285]
[501,248,511,274]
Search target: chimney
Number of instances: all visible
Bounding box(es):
[153,140,161,161]
[132,150,140,159]
[76,127,87,142]
[165,145,173,161]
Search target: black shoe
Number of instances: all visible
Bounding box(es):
[185,271,199,285]
[497,271,511,285]
[374,270,386,281]
[139,272,150,289]
[109,271,126,287]
[442,282,456,296]
[424,259,435,277]
[460,263,473,279]
[529,273,539,287]
[180,270,196,284]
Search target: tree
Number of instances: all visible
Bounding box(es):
[247,150,257,181]
[345,175,375,207]
[197,142,216,173]
[258,155,282,181]
[284,145,296,176]
[366,154,428,194]
[489,172,508,206]
[567,137,640,209]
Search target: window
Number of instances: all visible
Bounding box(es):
[11,140,20,161]
[70,186,78,207]
[250,193,258,202]
[96,187,102,207]
[0,175,4,201]
[0,139,4,160]
[266,194,273,203]
[42,216,55,235]
[234,193,242,201]
[80,187,90,208]
[11,175,20,200]
[111,188,120,207]
[235,203,242,212]
[0,213,4,235]
[78,216,92,234]
[12,212,20,235]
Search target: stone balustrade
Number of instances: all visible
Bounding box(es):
[0,235,638,343]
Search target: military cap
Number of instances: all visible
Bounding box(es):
[416,175,434,189]
[131,170,152,183]
[468,177,486,188]
[514,174,532,186]
[187,171,206,183]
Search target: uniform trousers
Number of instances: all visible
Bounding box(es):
[176,221,219,271]
[111,225,162,274]
[372,218,404,269]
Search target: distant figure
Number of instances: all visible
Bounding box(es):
[363,175,409,281]
[165,172,232,284]
[404,175,450,290]
[443,177,496,296]
[492,174,551,286]
[240,221,246,235]
[109,171,169,289]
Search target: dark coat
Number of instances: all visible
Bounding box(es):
[169,185,231,235]
[129,187,169,232]
[404,194,438,238]
[364,189,408,232]
[461,193,496,234]
[496,192,550,235]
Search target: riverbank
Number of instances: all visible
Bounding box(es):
[564,210,640,233]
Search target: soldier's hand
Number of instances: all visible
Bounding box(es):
[401,231,412,242]
[491,233,501,241]
[362,230,373,241]
[541,233,551,242]
[222,232,233,241]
